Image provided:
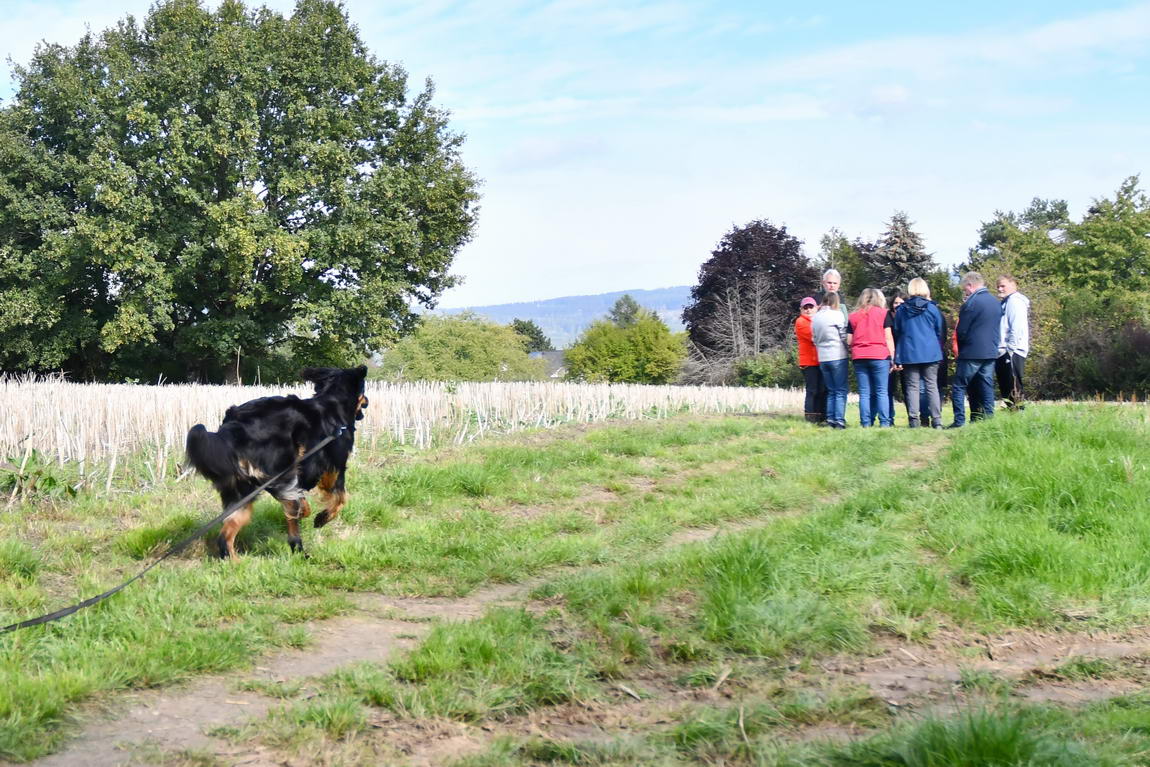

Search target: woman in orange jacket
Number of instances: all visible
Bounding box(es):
[795,296,825,424]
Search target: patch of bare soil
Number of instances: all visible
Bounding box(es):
[31,617,424,767]
[826,626,1150,709]
[29,576,542,767]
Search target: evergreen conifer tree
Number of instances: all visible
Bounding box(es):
[868,212,936,293]
[607,295,643,328]
[510,319,554,352]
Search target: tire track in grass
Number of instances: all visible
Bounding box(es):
[25,426,940,766]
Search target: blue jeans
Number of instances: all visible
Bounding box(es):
[951,358,996,426]
[819,359,849,427]
[854,359,892,427]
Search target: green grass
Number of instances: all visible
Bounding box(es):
[312,609,596,721]
[454,702,1138,766]
[0,414,846,760]
[958,667,1015,697]
[828,707,1101,766]
[1051,656,1125,681]
[4,405,1150,763]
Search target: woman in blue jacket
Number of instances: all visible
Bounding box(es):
[893,278,947,428]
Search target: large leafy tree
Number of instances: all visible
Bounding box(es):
[0,0,478,381]
[682,220,818,357]
[962,197,1069,275]
[866,212,935,293]
[962,178,1150,302]
[1056,176,1150,295]
[377,314,545,382]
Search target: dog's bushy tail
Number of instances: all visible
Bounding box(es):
[185,425,237,484]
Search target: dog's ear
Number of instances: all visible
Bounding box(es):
[300,367,339,394]
[300,367,335,384]
[353,365,367,380]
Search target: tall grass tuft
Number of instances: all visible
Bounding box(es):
[833,708,1099,766]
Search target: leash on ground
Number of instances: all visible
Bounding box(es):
[0,426,348,636]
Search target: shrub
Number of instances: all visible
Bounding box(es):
[377,314,546,382]
[565,313,686,384]
[735,349,804,388]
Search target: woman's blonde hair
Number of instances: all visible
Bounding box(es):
[856,287,887,311]
[820,291,841,310]
[907,277,931,299]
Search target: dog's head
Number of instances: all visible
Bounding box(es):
[300,366,369,420]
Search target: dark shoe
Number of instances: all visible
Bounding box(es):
[832,422,847,430]
[816,420,832,427]
[945,423,963,429]
[908,417,920,428]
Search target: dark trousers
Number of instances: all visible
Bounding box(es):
[952,358,996,426]
[995,353,1025,409]
[801,365,826,422]
[887,368,904,422]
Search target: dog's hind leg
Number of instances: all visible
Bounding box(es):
[279,499,311,556]
[313,469,348,529]
[218,502,253,561]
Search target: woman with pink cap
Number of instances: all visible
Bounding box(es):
[794,296,825,424]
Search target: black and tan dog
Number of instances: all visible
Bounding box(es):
[185,366,369,560]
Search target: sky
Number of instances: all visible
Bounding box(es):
[2,0,1149,308]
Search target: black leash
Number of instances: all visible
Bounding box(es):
[0,426,347,635]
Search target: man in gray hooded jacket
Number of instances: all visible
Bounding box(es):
[996,275,1030,410]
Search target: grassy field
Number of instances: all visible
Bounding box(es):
[1,403,1149,765]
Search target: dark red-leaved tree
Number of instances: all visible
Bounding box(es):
[682,220,819,359]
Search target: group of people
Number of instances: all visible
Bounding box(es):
[794,269,1030,429]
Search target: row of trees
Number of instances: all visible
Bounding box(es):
[678,176,1150,398]
[374,301,687,386]
[679,213,956,386]
[384,175,1149,398]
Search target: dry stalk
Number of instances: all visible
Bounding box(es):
[1,378,806,480]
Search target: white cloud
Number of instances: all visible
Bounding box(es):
[753,3,1150,84]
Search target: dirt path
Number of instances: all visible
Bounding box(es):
[30,584,532,767]
[26,434,958,766]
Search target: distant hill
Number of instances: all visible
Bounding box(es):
[438,286,692,349]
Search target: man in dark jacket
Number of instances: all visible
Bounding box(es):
[949,272,1001,427]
